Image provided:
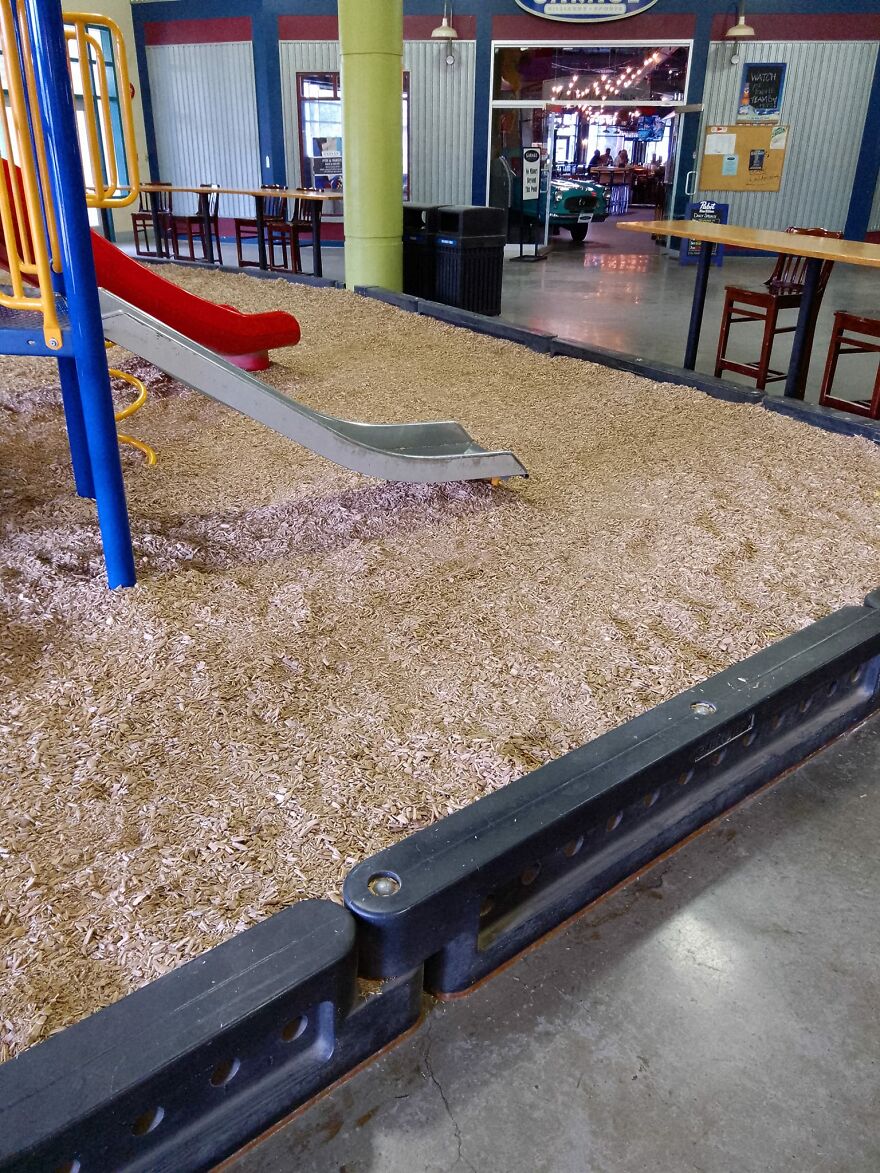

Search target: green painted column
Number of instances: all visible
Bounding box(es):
[338,0,403,292]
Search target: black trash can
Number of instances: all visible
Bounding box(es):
[434,204,507,317]
[402,203,440,299]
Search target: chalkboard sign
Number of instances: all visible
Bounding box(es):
[738,63,787,123]
[679,200,728,267]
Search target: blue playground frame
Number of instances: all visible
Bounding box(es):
[6,1,136,587]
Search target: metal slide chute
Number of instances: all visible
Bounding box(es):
[99,291,528,484]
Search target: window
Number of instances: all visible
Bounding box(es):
[296,72,411,204]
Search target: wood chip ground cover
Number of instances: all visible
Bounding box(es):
[1,268,878,1059]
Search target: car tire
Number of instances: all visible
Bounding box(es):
[569,224,589,243]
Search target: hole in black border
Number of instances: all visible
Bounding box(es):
[643,789,660,808]
[521,864,540,886]
[55,1163,81,1173]
[606,812,623,832]
[210,1057,240,1087]
[677,769,693,786]
[563,836,584,858]
[282,1015,308,1043]
[132,1107,164,1137]
[480,897,495,919]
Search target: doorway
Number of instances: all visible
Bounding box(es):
[488,40,691,257]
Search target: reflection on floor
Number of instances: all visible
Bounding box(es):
[501,212,879,405]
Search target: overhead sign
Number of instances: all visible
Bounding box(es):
[514,0,660,22]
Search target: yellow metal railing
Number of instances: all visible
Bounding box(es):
[63,12,140,208]
[0,0,62,347]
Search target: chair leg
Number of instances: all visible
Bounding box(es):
[714,291,735,376]
[871,363,880,419]
[754,301,780,390]
[214,221,223,266]
[818,318,844,407]
[236,225,245,268]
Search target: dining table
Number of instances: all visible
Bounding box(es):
[140,183,339,277]
[617,219,880,399]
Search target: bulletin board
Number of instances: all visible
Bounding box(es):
[698,124,789,192]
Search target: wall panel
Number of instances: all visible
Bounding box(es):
[698,40,878,232]
[278,39,475,207]
[145,42,261,219]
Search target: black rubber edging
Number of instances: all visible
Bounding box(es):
[344,598,880,993]
[0,901,422,1173]
[762,395,880,444]
[142,255,342,288]
[354,287,555,353]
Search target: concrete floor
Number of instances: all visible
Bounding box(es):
[229,713,880,1173]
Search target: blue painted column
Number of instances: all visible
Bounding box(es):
[472,7,494,206]
[672,9,714,220]
[845,45,880,240]
[252,8,287,186]
[25,0,136,588]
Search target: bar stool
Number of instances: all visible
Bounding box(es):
[172,183,222,264]
[266,197,313,273]
[818,312,880,419]
[131,184,174,257]
[234,185,287,268]
[714,227,841,392]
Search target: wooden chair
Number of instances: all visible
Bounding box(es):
[818,311,880,419]
[131,184,174,257]
[265,197,312,273]
[234,185,287,268]
[714,227,842,391]
[172,183,222,264]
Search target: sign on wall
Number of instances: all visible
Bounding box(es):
[737,63,787,124]
[513,0,660,23]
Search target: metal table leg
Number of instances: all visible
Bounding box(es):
[256,196,268,270]
[684,239,714,370]
[200,191,215,264]
[149,191,165,258]
[311,200,323,278]
[784,256,822,400]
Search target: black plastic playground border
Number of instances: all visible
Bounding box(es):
[3,294,880,1173]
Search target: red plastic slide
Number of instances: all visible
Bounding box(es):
[0,159,300,370]
[91,232,300,370]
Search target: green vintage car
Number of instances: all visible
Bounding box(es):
[543,177,609,243]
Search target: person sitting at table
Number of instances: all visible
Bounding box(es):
[616,148,629,167]
[598,149,613,167]
[588,148,602,169]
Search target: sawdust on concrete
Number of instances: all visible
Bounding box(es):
[1,266,878,1059]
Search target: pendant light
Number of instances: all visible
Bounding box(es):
[431,1,458,41]
[725,2,755,40]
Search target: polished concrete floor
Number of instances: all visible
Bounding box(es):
[230,713,880,1173]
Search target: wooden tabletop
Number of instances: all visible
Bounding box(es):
[141,183,338,202]
[617,219,880,269]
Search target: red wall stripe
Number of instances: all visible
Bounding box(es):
[492,13,696,40]
[277,15,338,40]
[277,15,477,41]
[710,13,880,40]
[144,18,252,46]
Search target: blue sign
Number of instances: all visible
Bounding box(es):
[514,0,660,22]
[679,201,729,268]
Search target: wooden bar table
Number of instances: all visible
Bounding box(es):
[140,184,338,277]
[618,219,880,398]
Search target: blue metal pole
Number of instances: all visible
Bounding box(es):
[23,0,136,588]
[56,356,95,498]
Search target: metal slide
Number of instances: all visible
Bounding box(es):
[99,291,527,484]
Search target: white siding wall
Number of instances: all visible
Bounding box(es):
[278,39,475,205]
[699,40,878,232]
[145,42,261,219]
[404,41,475,205]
